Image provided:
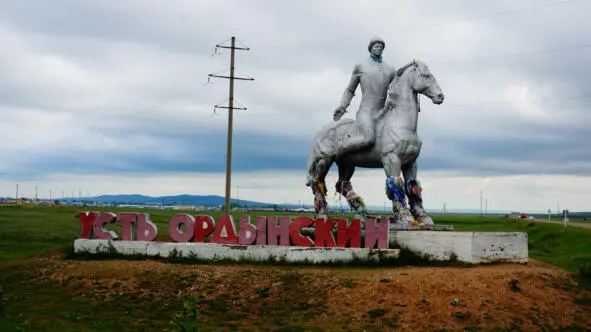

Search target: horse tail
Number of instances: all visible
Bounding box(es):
[305,124,338,187]
[305,139,321,186]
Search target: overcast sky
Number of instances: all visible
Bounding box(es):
[1,0,590,213]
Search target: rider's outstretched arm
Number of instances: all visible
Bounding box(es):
[383,66,398,111]
[339,64,362,109]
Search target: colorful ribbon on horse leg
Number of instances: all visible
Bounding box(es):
[405,179,423,203]
[310,178,328,214]
[385,176,407,211]
[405,179,429,219]
[337,180,367,212]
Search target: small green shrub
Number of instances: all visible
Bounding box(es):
[509,277,520,292]
[254,286,270,299]
[367,307,388,319]
[170,297,200,332]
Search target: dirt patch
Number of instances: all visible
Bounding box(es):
[4,251,591,331]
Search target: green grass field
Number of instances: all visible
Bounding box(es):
[1,205,590,331]
[1,205,590,273]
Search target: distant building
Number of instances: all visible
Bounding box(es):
[173,205,203,211]
[509,212,527,219]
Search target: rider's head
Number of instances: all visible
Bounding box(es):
[368,37,385,57]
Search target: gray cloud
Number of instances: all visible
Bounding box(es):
[1,0,590,184]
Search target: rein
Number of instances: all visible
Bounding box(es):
[409,65,421,113]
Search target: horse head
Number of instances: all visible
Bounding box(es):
[395,60,444,105]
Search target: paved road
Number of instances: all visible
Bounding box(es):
[534,219,591,229]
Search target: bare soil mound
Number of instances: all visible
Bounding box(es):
[5,251,591,331]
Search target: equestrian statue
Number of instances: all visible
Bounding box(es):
[305,37,445,224]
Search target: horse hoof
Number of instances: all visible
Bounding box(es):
[410,207,435,225]
[391,208,415,225]
[417,215,434,225]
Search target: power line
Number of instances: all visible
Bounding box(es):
[8,3,586,136]
[432,0,585,26]
[252,93,591,117]
[100,40,591,116]
[435,42,591,65]
[86,40,591,116]
[260,0,586,49]
[445,94,591,108]
[60,65,202,114]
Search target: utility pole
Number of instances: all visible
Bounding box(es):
[16,184,19,200]
[480,190,483,216]
[208,36,254,215]
[35,185,38,201]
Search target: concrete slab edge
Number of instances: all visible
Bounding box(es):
[73,239,400,264]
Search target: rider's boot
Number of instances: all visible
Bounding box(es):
[336,180,368,220]
[310,178,329,219]
[406,179,434,225]
[385,176,415,224]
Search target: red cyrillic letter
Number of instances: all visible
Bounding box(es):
[78,211,96,239]
[210,215,239,244]
[337,218,361,248]
[136,213,158,241]
[255,216,267,245]
[364,219,389,249]
[289,216,314,247]
[93,212,118,240]
[315,218,336,247]
[117,212,137,241]
[267,216,290,246]
[238,215,257,245]
[169,214,195,243]
[194,215,215,242]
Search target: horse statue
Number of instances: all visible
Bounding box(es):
[305,60,444,224]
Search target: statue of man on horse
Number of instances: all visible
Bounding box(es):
[306,37,445,225]
[333,37,396,157]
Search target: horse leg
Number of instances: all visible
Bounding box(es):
[309,158,332,219]
[402,161,434,225]
[382,153,415,224]
[335,163,368,219]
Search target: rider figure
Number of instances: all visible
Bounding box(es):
[333,37,396,157]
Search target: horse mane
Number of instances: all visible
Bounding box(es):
[382,60,422,115]
[396,61,416,77]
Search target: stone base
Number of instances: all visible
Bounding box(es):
[302,223,453,234]
[73,239,400,264]
[300,226,527,264]
[390,231,528,264]
[388,224,454,231]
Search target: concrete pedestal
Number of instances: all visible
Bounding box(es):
[390,231,528,263]
[73,239,400,264]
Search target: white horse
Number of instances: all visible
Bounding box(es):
[305,60,444,224]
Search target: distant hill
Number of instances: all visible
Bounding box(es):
[66,194,590,215]
[83,194,276,208]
